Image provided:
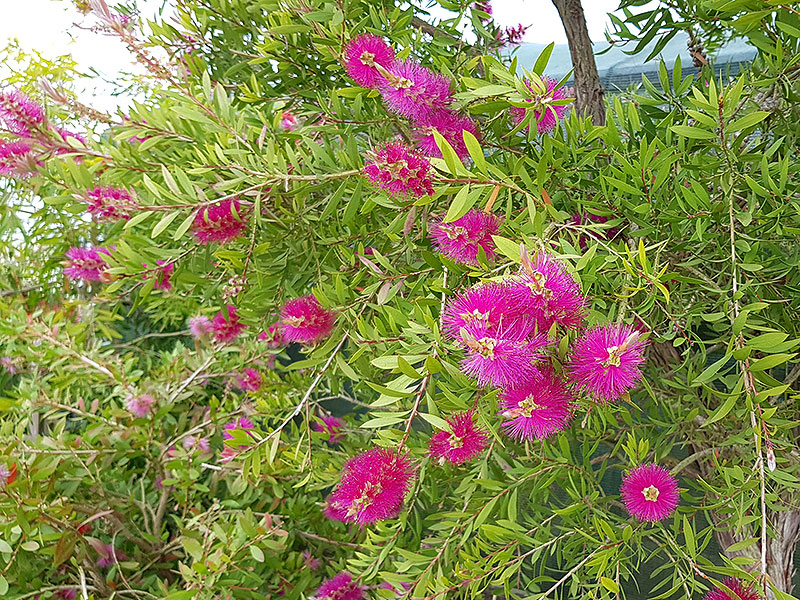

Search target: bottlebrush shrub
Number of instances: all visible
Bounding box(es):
[1,0,800,598]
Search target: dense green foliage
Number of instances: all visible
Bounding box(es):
[1,0,800,598]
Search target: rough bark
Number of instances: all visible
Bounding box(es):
[551,0,606,126]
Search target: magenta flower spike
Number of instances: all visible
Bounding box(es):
[191,197,247,245]
[363,141,434,198]
[0,141,36,177]
[63,246,113,282]
[313,415,344,444]
[223,417,255,441]
[510,77,573,134]
[126,394,155,418]
[441,282,521,341]
[85,186,137,221]
[458,322,549,388]
[508,248,587,332]
[325,447,415,526]
[702,578,760,600]
[566,323,647,403]
[188,315,213,339]
[378,61,453,120]
[413,109,479,160]
[279,295,336,344]
[428,411,488,465]
[235,369,262,392]
[429,210,502,267]
[315,572,365,600]
[0,88,45,136]
[499,368,575,441]
[620,463,679,522]
[210,304,246,343]
[343,34,396,88]
[96,543,127,569]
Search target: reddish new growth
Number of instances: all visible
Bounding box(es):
[508,249,587,332]
[620,463,680,522]
[510,77,573,134]
[0,88,45,136]
[85,186,138,221]
[343,34,396,88]
[413,109,479,160]
[703,578,760,600]
[279,295,336,344]
[363,141,434,198]
[566,323,647,403]
[499,368,574,441]
[63,246,113,282]
[191,197,248,245]
[313,415,344,444]
[315,572,365,600]
[429,209,502,267]
[325,447,415,526]
[378,61,454,120]
[428,411,488,465]
[210,304,246,344]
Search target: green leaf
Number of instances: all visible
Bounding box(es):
[269,24,312,34]
[432,130,462,174]
[443,185,474,223]
[0,575,7,595]
[670,125,716,140]
[533,42,555,75]
[728,111,769,132]
[726,537,759,553]
[491,235,522,263]
[165,592,197,600]
[152,211,180,238]
[361,415,406,428]
[750,353,795,371]
[703,395,737,426]
[463,131,487,174]
[173,210,197,241]
[601,577,619,594]
[249,545,265,562]
[418,412,449,431]
[0,540,11,554]
[124,210,153,230]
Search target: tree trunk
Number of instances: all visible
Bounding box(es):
[551,0,606,126]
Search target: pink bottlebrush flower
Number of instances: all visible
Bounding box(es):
[428,411,488,465]
[191,197,248,245]
[182,435,211,454]
[703,578,760,600]
[235,368,262,392]
[0,356,16,374]
[510,77,573,134]
[63,246,113,282]
[280,111,298,131]
[378,61,453,120]
[223,416,255,441]
[441,282,521,340]
[210,304,246,344]
[188,315,213,339]
[507,250,587,332]
[126,394,154,418]
[54,590,78,600]
[363,141,434,198]
[0,89,45,136]
[0,463,10,489]
[313,415,344,444]
[302,550,321,571]
[499,368,575,441]
[315,572,365,600]
[343,34,396,88]
[0,141,36,177]
[149,260,174,291]
[85,186,137,221]
[499,24,529,46]
[458,323,550,388]
[279,295,336,344]
[620,463,679,522]
[258,322,286,348]
[96,543,127,569]
[429,209,502,267]
[325,447,415,526]
[413,109,478,160]
[566,323,648,403]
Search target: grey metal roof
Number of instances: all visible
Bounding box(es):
[511,33,757,91]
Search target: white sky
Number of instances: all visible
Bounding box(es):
[0,0,626,112]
